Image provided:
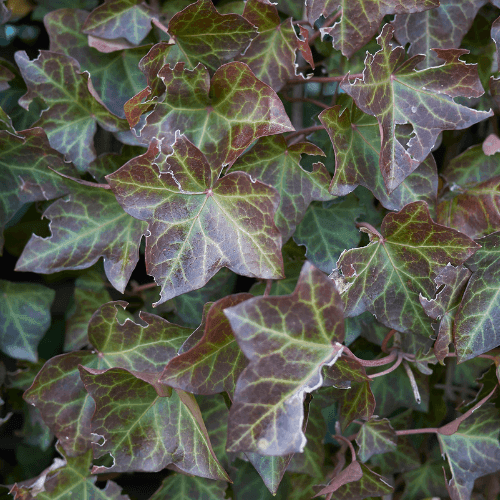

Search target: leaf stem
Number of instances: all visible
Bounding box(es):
[282,93,330,109]
[287,73,363,84]
[342,346,400,367]
[403,360,421,404]
[355,221,383,240]
[131,282,158,293]
[445,352,498,362]
[285,125,325,143]
[381,329,397,353]
[264,280,273,297]
[333,434,356,461]
[369,351,404,379]
[308,10,342,45]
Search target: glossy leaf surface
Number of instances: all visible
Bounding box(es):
[355,417,398,462]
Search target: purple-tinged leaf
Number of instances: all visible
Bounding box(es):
[10,445,129,500]
[0,127,75,253]
[16,186,147,294]
[107,135,284,304]
[0,0,10,24]
[150,474,228,500]
[355,418,398,463]
[236,0,311,92]
[319,98,438,211]
[0,280,55,362]
[294,196,364,274]
[314,461,363,497]
[160,294,251,397]
[82,0,156,45]
[341,24,492,193]
[394,0,487,69]
[420,264,472,362]
[0,63,14,92]
[224,261,345,455]
[438,404,500,500]
[335,201,479,337]
[24,301,191,455]
[15,50,128,171]
[44,9,149,118]
[232,135,332,242]
[166,0,256,71]
[322,355,369,390]
[315,462,393,499]
[316,0,439,59]
[87,145,146,184]
[454,232,500,362]
[79,367,230,479]
[127,61,294,168]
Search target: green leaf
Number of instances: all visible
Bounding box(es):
[237,0,312,92]
[82,0,156,45]
[313,0,439,58]
[341,24,493,192]
[224,261,345,455]
[319,98,438,211]
[107,134,284,304]
[401,461,450,499]
[0,127,75,254]
[15,50,128,171]
[10,446,129,500]
[166,0,257,71]
[232,135,332,242]
[0,280,55,362]
[24,301,191,456]
[438,404,500,500]
[393,0,487,68]
[44,9,149,118]
[335,201,479,337]
[454,232,500,362]
[355,418,398,463]
[87,145,146,183]
[420,264,471,362]
[31,0,98,20]
[126,60,294,168]
[150,474,228,500]
[294,196,364,274]
[160,294,251,397]
[79,367,230,479]
[15,185,147,294]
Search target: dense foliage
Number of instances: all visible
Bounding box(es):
[2,0,500,498]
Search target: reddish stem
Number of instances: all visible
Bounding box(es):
[333,434,356,461]
[282,94,330,110]
[355,221,384,240]
[446,352,498,362]
[285,125,325,143]
[264,280,273,297]
[381,329,397,353]
[369,351,404,379]
[287,73,363,84]
[342,346,399,367]
[131,282,158,293]
[308,10,342,45]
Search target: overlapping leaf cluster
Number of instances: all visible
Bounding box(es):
[1,0,500,499]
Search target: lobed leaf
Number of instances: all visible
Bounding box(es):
[16,185,147,294]
[232,135,332,242]
[335,201,479,337]
[355,417,398,463]
[79,366,230,479]
[0,280,55,362]
[107,135,284,304]
[341,24,493,193]
[150,474,228,500]
[224,261,345,455]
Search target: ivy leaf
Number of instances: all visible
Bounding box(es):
[150,474,228,500]
[0,127,75,253]
[82,0,156,45]
[15,50,128,171]
[454,232,500,362]
[314,0,439,59]
[293,196,364,274]
[159,294,252,397]
[419,264,472,362]
[401,461,449,499]
[0,63,14,92]
[127,61,294,168]
[232,136,332,242]
[107,134,284,304]
[23,302,191,456]
[438,404,500,500]
[0,280,55,362]
[335,201,479,337]
[16,186,147,294]
[87,145,146,184]
[314,462,393,499]
[355,418,398,463]
[79,366,230,480]
[236,0,312,92]
[393,0,486,68]
[0,104,14,133]
[341,24,493,193]
[224,261,345,455]
[10,445,129,500]
[166,0,256,71]
[319,98,438,211]
[44,9,149,118]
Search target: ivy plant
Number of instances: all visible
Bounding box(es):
[1,0,500,498]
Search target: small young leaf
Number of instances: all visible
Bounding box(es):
[355,418,398,463]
